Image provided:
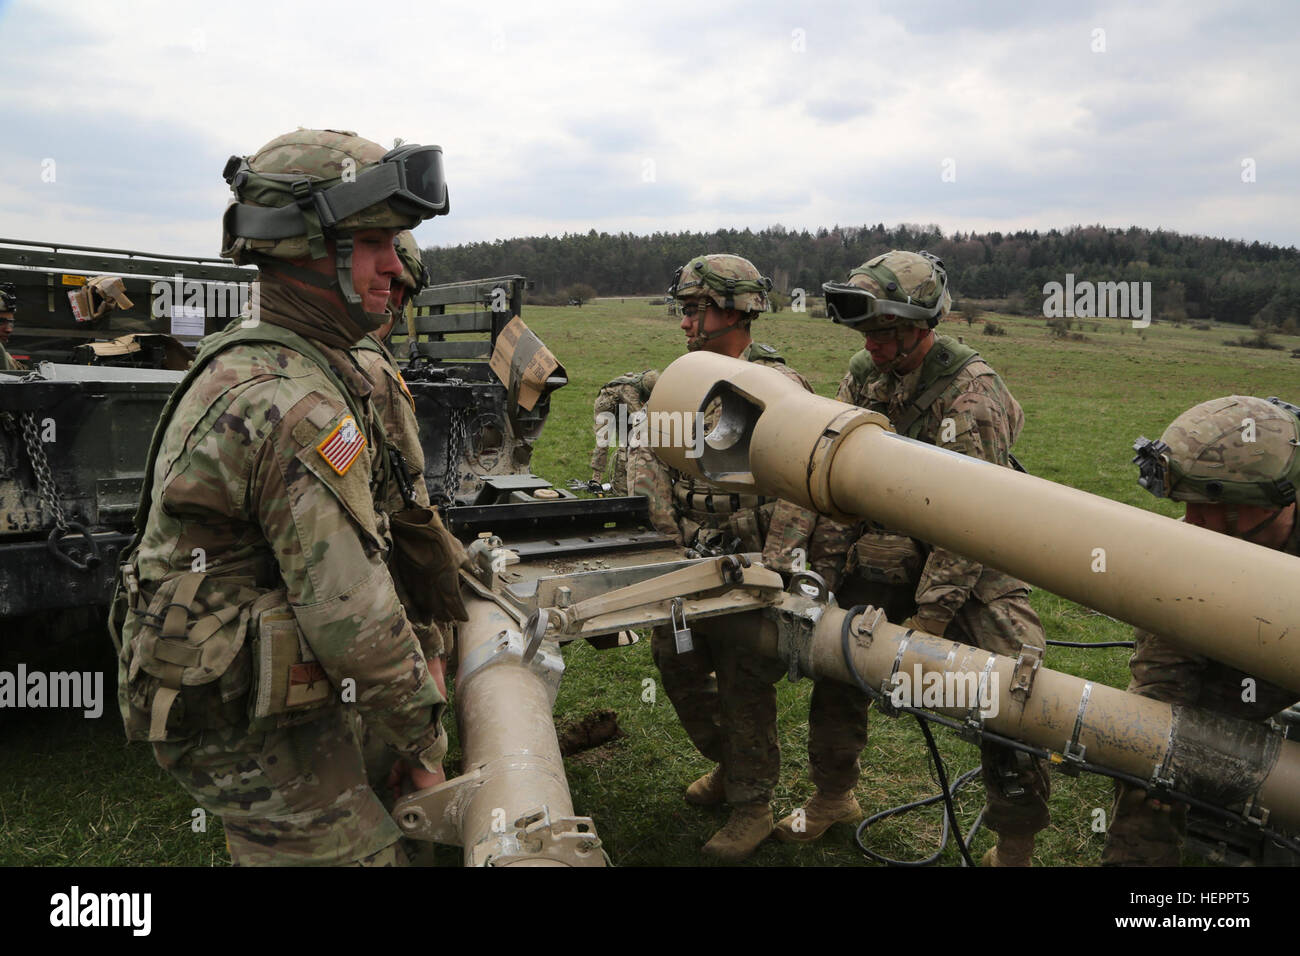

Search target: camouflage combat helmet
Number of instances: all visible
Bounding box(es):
[670,254,772,314]
[394,230,428,293]
[220,128,449,328]
[669,254,772,350]
[823,250,951,333]
[1133,396,1300,508]
[0,282,16,312]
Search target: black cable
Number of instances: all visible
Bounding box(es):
[853,766,983,866]
[836,606,1300,862]
[840,605,977,867]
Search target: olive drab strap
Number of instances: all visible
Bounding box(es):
[147,570,205,740]
[892,342,982,438]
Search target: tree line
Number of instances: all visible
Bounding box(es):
[423,223,1300,329]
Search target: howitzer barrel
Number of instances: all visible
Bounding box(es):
[647,352,1300,693]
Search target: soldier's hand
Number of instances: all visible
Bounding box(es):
[388,758,446,798]
[901,612,950,636]
[1130,787,1174,812]
[428,655,447,699]
[408,762,445,791]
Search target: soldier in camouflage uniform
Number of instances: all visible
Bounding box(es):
[0,283,24,372]
[112,130,462,866]
[778,251,1049,866]
[1103,395,1300,865]
[590,369,659,495]
[629,253,818,862]
[351,229,452,802]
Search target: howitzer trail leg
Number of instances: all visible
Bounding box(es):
[393,594,603,866]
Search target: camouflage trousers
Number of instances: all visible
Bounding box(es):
[153,707,405,866]
[812,577,1051,837]
[1102,630,1294,866]
[651,612,787,806]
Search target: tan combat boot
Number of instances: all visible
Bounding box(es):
[980,834,1035,867]
[774,790,864,843]
[701,803,773,862]
[684,766,727,807]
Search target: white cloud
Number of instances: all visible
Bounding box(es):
[0,0,1296,255]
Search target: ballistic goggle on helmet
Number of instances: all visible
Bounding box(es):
[823,250,950,333]
[221,129,448,265]
[1133,396,1300,507]
[668,254,772,314]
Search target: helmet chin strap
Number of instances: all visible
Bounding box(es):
[256,236,388,333]
[684,305,743,352]
[1230,504,1288,542]
[877,326,928,373]
[331,236,390,333]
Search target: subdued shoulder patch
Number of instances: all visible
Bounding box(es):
[316,415,367,476]
[392,368,415,409]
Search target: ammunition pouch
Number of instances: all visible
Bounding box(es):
[848,530,925,586]
[247,589,337,730]
[118,569,260,742]
[678,495,777,556]
[388,506,470,623]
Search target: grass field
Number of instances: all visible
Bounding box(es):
[3,301,1299,867]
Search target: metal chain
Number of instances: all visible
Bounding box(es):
[19,413,66,532]
[13,369,68,532]
[440,404,469,506]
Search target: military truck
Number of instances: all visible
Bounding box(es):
[0,237,576,631]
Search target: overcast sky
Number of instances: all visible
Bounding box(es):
[1,0,1296,258]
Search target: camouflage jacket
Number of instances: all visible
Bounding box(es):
[590,371,655,477]
[120,309,445,769]
[352,334,430,510]
[628,342,817,571]
[812,334,1030,626]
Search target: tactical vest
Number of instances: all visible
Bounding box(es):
[112,321,386,742]
[848,336,985,439]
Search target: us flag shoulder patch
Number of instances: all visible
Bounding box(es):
[317,415,367,475]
